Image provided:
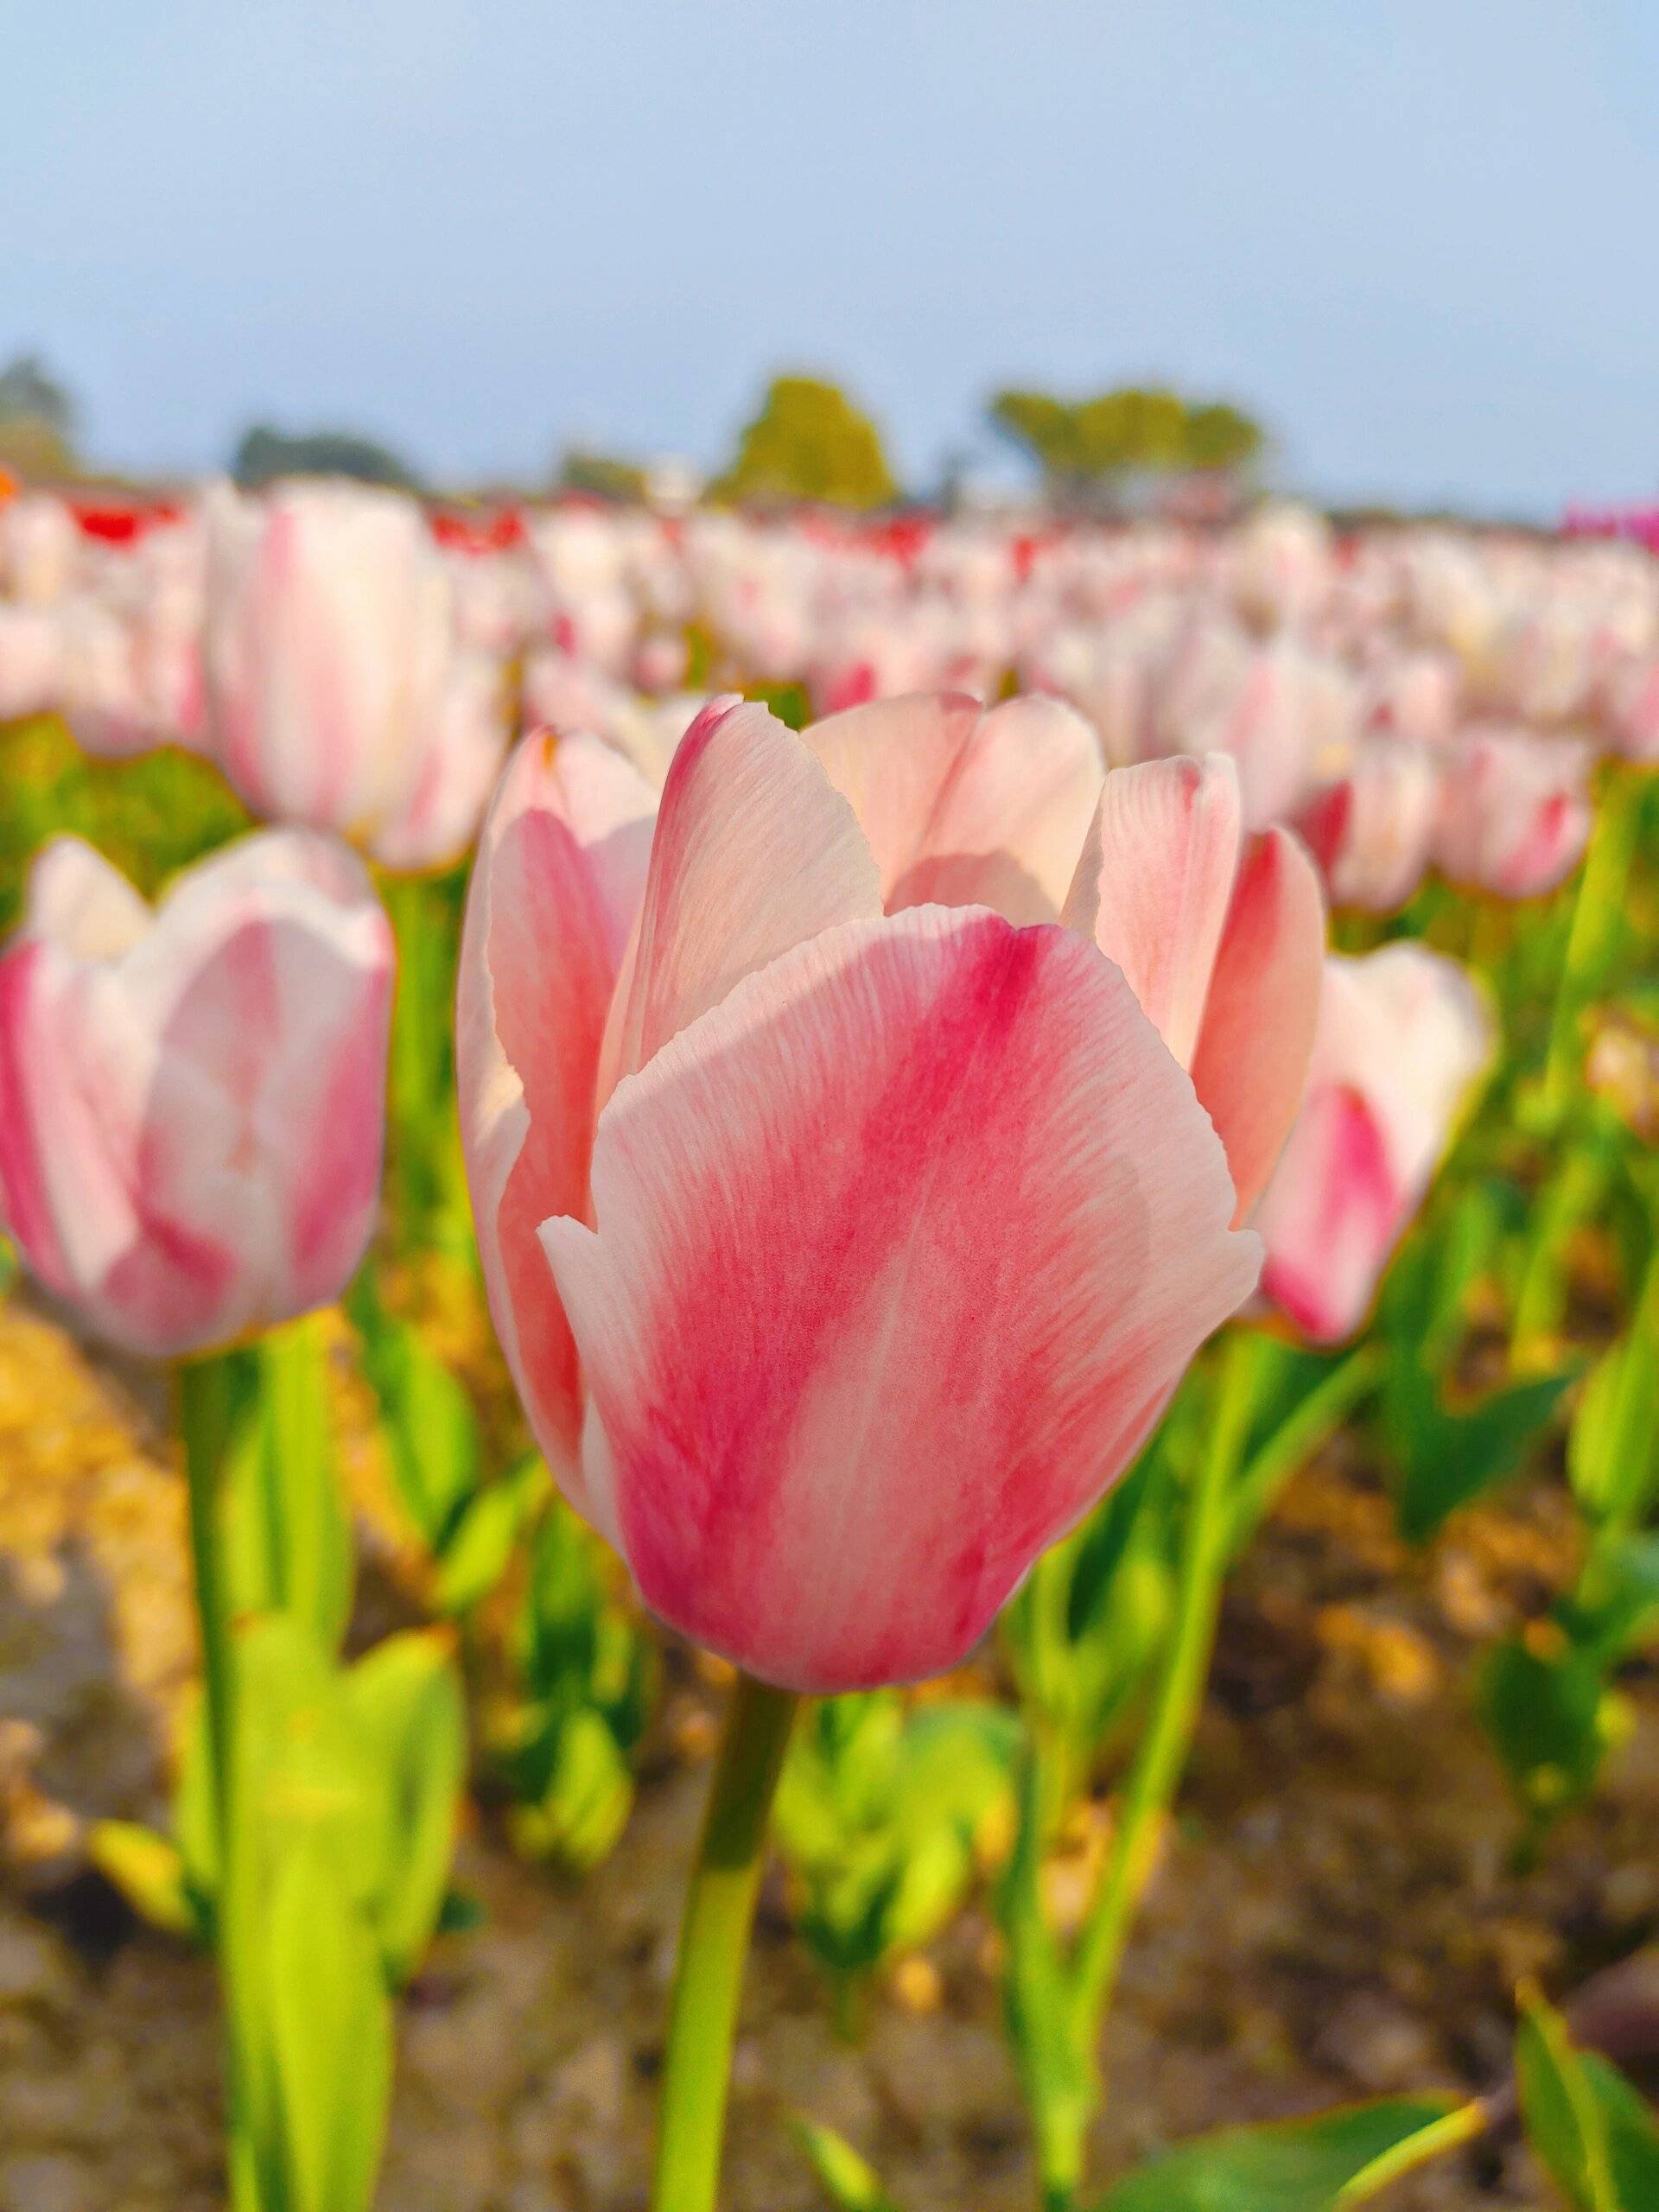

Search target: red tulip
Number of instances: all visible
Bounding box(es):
[0,832,392,1359]
[460,695,1317,1691]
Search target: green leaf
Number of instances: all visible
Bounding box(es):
[1570,1262,1659,1534]
[433,1455,548,1616]
[1090,2096,1482,2210]
[264,1834,394,2212]
[88,1821,204,1943]
[506,1706,636,1874]
[775,1695,1016,1980]
[344,1629,467,1987]
[1395,1370,1575,1543]
[362,1306,482,1550]
[1564,1532,1659,1667]
[791,2114,904,2210]
[1515,1986,1659,2210]
[1477,1635,1611,1824]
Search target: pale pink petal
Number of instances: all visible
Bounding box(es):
[1189,826,1326,1224]
[0,943,76,1294]
[1060,753,1242,1069]
[456,730,657,1499]
[805,691,1104,925]
[23,838,150,963]
[542,906,1259,1693]
[598,697,882,1102]
[1255,945,1494,1343]
[1257,1085,1400,1342]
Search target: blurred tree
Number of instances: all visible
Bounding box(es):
[987,383,1267,510]
[232,423,425,492]
[712,374,898,509]
[0,350,79,479]
[988,389,1086,492]
[1180,399,1267,474]
[556,447,650,502]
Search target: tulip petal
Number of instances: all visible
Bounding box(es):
[599,697,882,1098]
[1258,1084,1401,1342]
[458,730,657,1495]
[543,906,1259,1693]
[1190,825,1325,1224]
[23,837,151,963]
[806,691,1103,924]
[1060,753,1242,1069]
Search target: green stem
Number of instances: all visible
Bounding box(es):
[652,1672,799,2212]
[1073,1332,1258,2025]
[1224,1343,1383,1557]
[177,1349,257,2207]
[1511,1143,1608,1370]
[178,1351,239,1857]
[1544,766,1641,1120]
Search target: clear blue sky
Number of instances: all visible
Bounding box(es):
[9,0,1659,514]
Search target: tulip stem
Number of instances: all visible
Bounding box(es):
[1073,1328,1258,2026]
[652,1671,799,2212]
[177,1351,239,1856]
[177,1349,256,2207]
[1543,763,1641,1120]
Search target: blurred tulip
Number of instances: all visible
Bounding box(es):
[1294,737,1441,912]
[0,830,392,1358]
[200,481,508,869]
[0,492,78,605]
[1433,728,1593,899]
[1256,944,1494,1342]
[460,697,1265,1691]
[1228,503,1333,632]
[0,603,60,720]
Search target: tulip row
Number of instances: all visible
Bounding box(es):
[0,480,1655,2208]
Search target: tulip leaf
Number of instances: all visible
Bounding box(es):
[433,1453,549,1616]
[1516,1986,1659,2211]
[1392,1369,1575,1543]
[1569,1262,1659,1534]
[264,1833,394,2212]
[1477,1634,1611,1827]
[344,1628,467,1988]
[791,2114,905,2210]
[1088,2095,1483,2209]
[351,1278,481,1551]
[88,1820,204,1943]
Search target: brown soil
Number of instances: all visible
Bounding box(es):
[4,1291,1653,2211]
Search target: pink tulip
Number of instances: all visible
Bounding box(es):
[0,604,61,721]
[200,483,508,870]
[460,695,1319,1692]
[0,831,392,1359]
[1294,738,1442,913]
[1256,945,1494,1343]
[1432,728,1593,899]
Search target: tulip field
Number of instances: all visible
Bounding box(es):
[3,480,1659,2212]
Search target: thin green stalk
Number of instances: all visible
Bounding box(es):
[652,1672,799,2212]
[1511,1143,1608,1370]
[1074,1332,1258,2024]
[178,1351,239,1853]
[177,1349,256,2207]
[1224,1342,1383,1555]
[1544,766,1642,1119]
